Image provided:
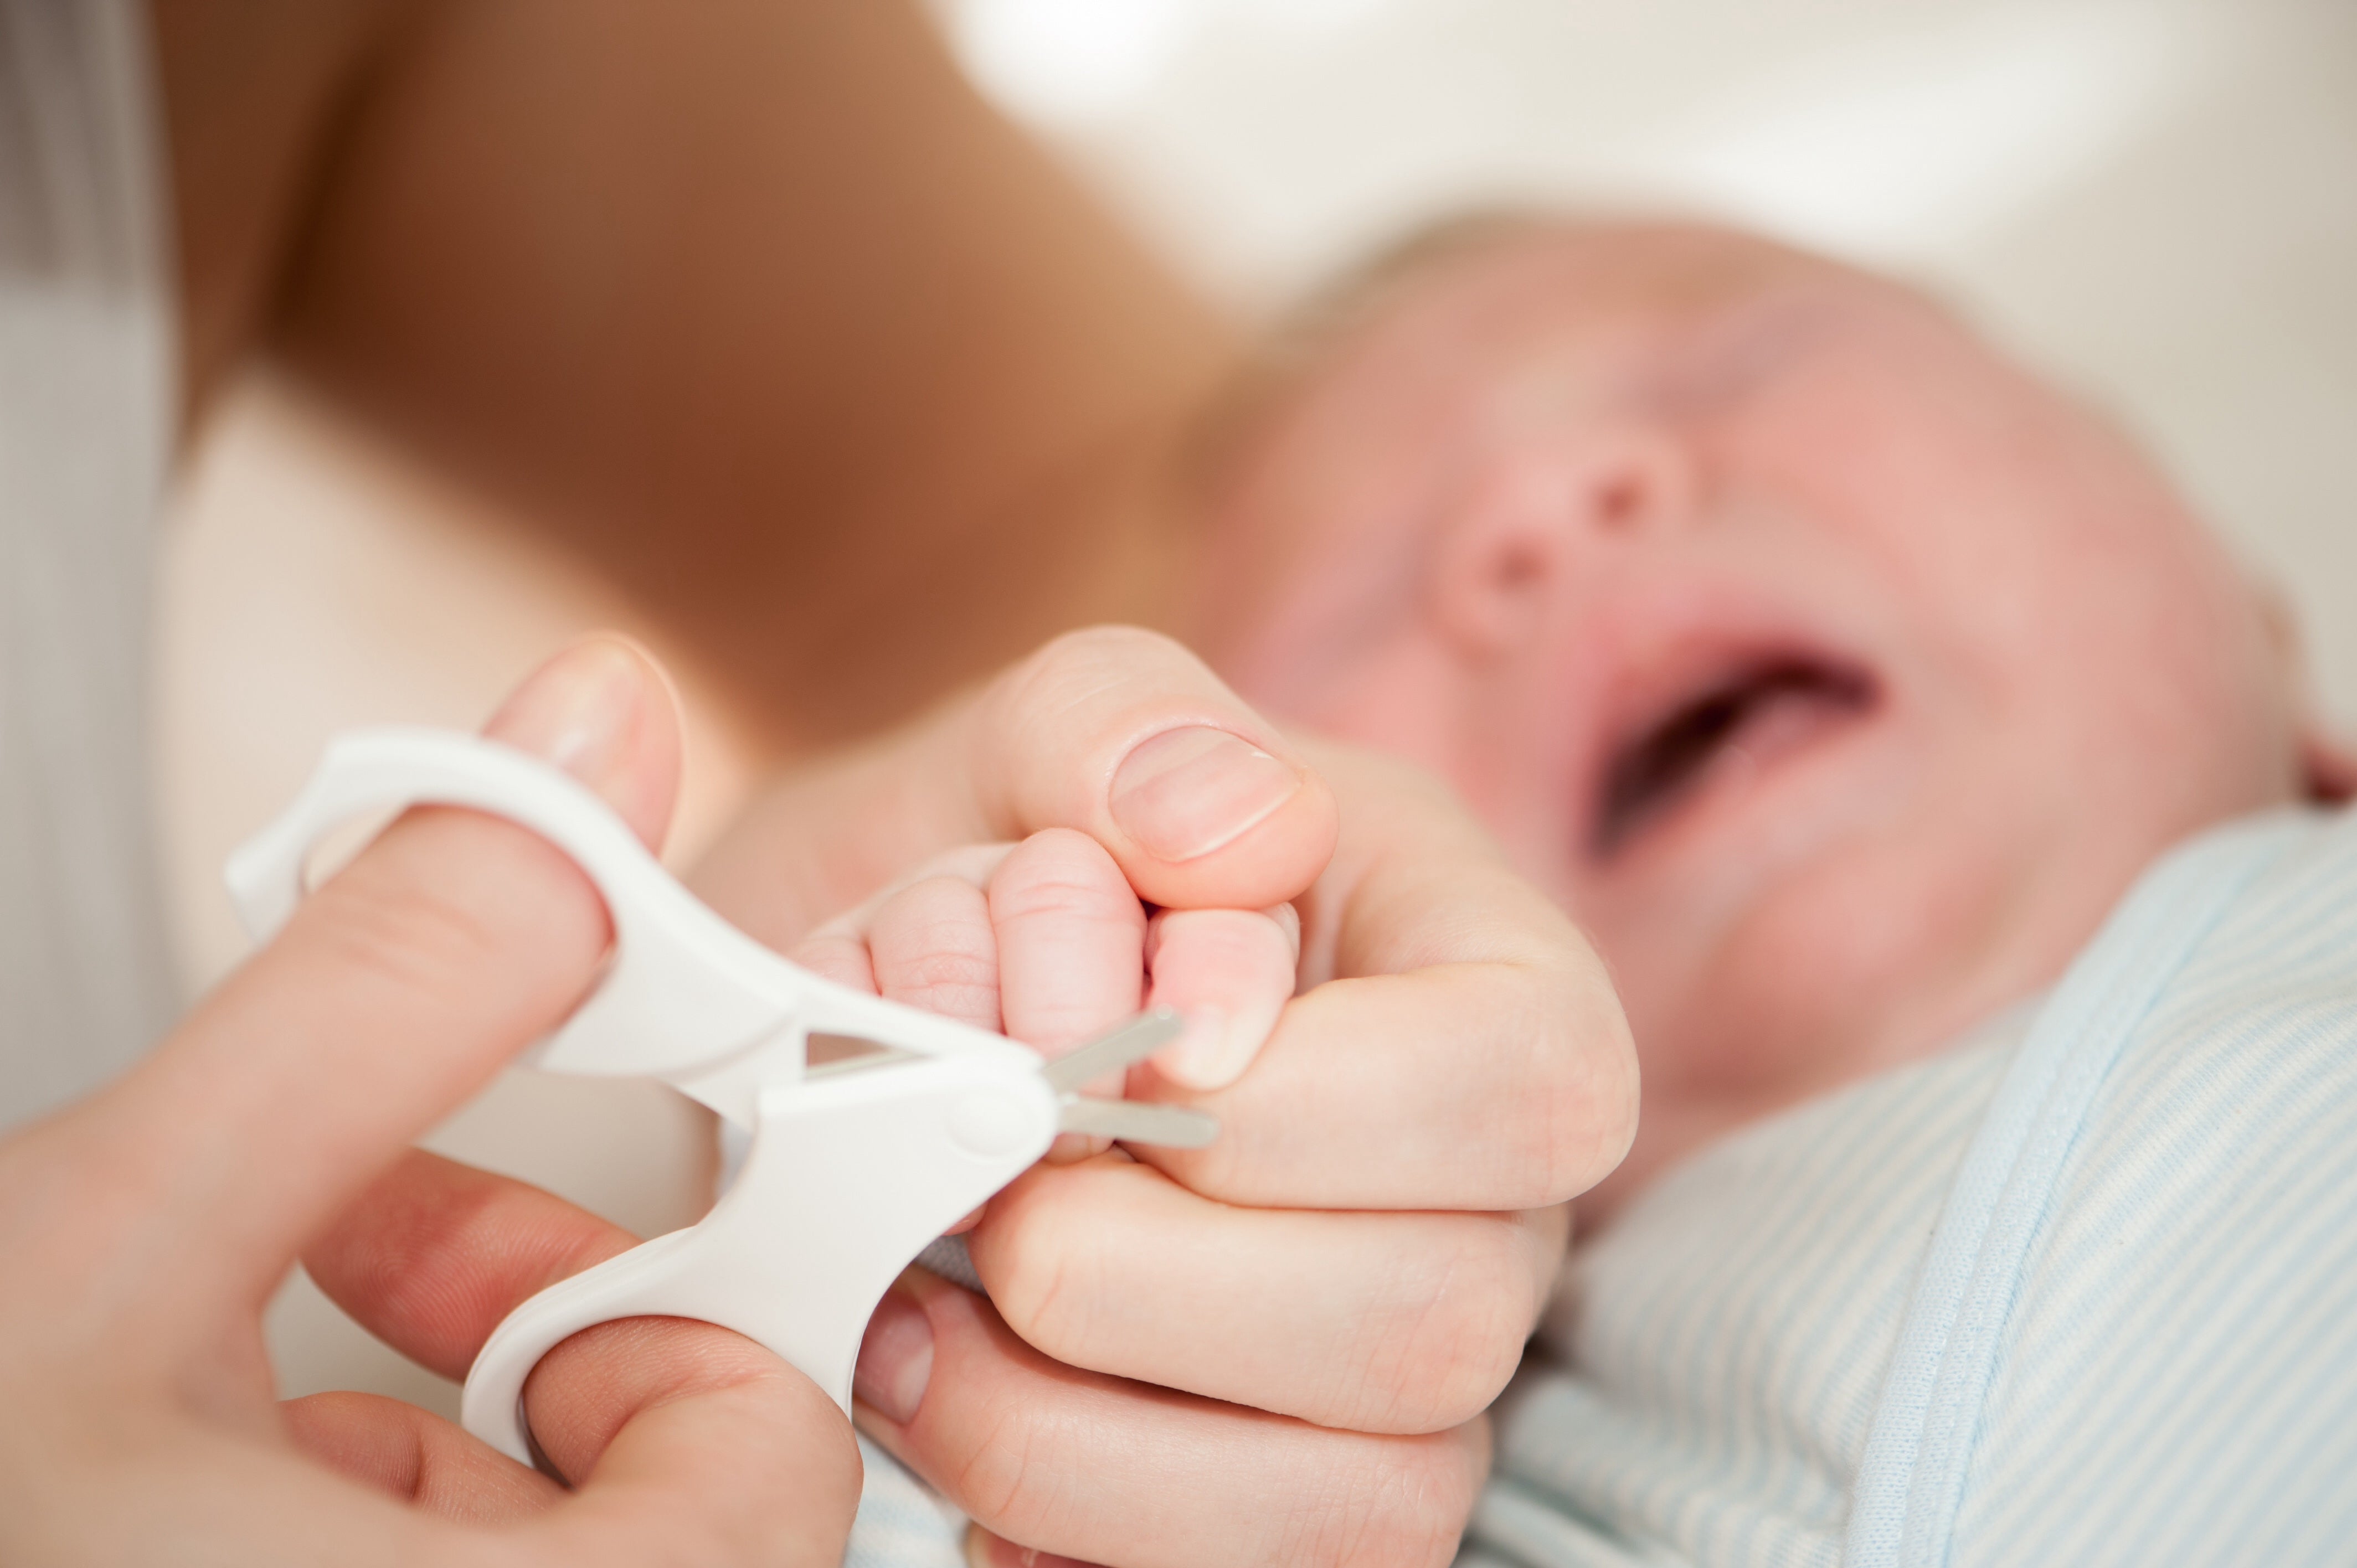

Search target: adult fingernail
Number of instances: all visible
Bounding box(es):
[485,638,645,791]
[1110,727,1300,862]
[854,1283,934,1425]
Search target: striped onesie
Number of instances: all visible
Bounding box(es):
[1465,806,2357,1567]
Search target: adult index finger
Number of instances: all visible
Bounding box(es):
[79,637,681,1308]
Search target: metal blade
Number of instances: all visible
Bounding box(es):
[1056,1097,1219,1149]
[801,1033,915,1079]
[1038,1007,1185,1094]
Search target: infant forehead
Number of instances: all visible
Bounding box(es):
[1312,220,1955,421]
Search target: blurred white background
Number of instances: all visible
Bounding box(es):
[166,0,2355,1410]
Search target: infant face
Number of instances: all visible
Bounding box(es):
[1190,223,2315,1212]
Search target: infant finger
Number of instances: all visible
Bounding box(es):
[866,875,1002,1031]
[989,828,1146,1055]
[856,1269,1489,1568]
[966,1154,1562,1433]
[786,928,879,993]
[791,843,1018,996]
[1144,906,1298,1091]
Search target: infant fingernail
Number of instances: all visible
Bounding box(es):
[485,637,646,791]
[853,1282,934,1425]
[1158,1006,1259,1091]
[1110,727,1300,863]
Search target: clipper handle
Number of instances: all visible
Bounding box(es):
[223,728,1035,1125]
[224,728,794,1081]
[461,1055,1058,1461]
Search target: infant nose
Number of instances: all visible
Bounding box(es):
[1432,425,1697,651]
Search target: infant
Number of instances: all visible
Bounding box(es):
[1181,219,2357,1567]
[817,221,2357,1566]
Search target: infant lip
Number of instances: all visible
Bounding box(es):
[1110,726,1300,862]
[1591,654,1875,857]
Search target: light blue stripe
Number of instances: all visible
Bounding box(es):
[1841,816,2305,1568]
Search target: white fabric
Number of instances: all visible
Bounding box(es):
[1468,807,2357,1567]
[0,0,179,1129]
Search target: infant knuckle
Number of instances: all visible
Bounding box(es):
[992,859,1134,926]
[907,943,997,996]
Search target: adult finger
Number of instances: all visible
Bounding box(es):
[852,1269,1488,1568]
[691,627,1339,946]
[516,1313,857,1568]
[966,1527,1095,1568]
[280,1390,560,1525]
[961,1154,1564,1433]
[304,1149,639,1381]
[83,636,682,1303]
[305,1149,861,1564]
[1132,745,1637,1210]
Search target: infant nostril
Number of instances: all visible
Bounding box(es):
[1494,543,1546,590]
[1597,478,1644,530]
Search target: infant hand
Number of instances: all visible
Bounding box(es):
[692,628,1635,1567]
[791,828,1299,1110]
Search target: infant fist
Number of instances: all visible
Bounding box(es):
[789,828,1299,1110]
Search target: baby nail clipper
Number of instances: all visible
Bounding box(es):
[225,727,1215,1463]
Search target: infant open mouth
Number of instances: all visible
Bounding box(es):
[1591,652,1877,857]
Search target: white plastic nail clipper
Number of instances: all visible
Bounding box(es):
[226,727,1214,1463]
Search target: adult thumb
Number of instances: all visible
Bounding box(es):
[696,627,1339,942]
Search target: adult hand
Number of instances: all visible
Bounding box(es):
[0,639,860,1566]
[694,628,1641,1567]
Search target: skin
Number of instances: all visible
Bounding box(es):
[141,6,1635,1562]
[1190,221,2344,1216]
[3,628,1634,1566]
[151,0,1231,745]
[129,2,2336,1556]
[0,641,863,1565]
[688,630,1630,1565]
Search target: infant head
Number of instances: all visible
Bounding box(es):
[1187,220,2337,1211]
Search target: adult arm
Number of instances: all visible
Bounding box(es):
[150,0,1237,742]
